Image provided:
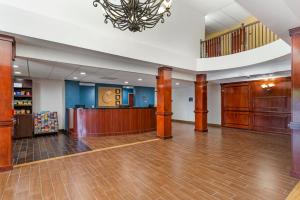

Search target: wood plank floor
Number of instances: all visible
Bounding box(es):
[80,132,156,150]
[1,122,299,200]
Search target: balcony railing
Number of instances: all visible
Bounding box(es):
[200,21,279,58]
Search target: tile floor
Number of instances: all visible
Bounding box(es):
[13,133,91,165]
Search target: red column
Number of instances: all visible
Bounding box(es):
[156,67,172,139]
[194,74,208,132]
[289,27,300,178]
[0,35,15,171]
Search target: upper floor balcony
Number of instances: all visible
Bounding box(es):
[200,21,280,58]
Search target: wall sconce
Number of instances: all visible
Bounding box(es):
[261,81,275,89]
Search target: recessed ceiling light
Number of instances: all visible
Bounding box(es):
[138,78,143,81]
[13,65,19,68]
[124,81,129,84]
[80,72,86,75]
[14,71,21,75]
[175,82,180,86]
[73,77,78,80]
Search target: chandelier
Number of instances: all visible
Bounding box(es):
[93,0,173,32]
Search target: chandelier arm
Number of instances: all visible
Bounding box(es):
[139,0,163,8]
[140,3,164,21]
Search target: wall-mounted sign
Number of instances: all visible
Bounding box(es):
[14,83,22,88]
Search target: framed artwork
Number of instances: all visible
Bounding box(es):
[115,89,121,94]
[115,101,120,106]
[98,87,122,107]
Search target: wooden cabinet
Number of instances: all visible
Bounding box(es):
[13,79,33,139]
[14,114,33,139]
[221,77,291,134]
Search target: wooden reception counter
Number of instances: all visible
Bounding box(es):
[67,107,156,137]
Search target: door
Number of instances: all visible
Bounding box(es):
[129,93,134,107]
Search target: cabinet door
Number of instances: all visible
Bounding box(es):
[14,115,33,139]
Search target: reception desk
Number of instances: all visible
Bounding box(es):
[67,107,156,137]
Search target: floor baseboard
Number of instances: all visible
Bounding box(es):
[172,120,221,128]
[172,119,194,124]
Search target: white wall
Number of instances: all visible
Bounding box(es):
[172,86,195,122]
[0,0,205,70]
[172,83,222,125]
[32,79,65,129]
[207,83,221,125]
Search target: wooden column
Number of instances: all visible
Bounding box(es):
[289,27,300,178]
[156,67,172,139]
[194,74,208,132]
[0,35,15,172]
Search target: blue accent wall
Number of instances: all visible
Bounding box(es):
[65,81,155,108]
[80,86,95,108]
[122,88,134,105]
[65,80,80,108]
[134,86,155,107]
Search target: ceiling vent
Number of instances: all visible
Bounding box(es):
[79,82,95,87]
[100,77,118,80]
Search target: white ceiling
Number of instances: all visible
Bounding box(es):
[205,1,252,34]
[236,0,300,43]
[188,0,235,14]
[13,58,193,88]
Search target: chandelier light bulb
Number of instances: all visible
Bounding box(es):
[158,6,166,14]
[163,0,172,8]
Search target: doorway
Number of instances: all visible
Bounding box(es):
[129,93,134,107]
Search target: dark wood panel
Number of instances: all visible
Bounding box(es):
[252,112,291,134]
[221,77,291,134]
[223,111,250,129]
[222,83,250,111]
[69,108,156,137]
[254,96,289,112]
[252,77,291,113]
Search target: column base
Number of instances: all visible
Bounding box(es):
[157,135,173,140]
[195,128,208,132]
[0,165,13,172]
